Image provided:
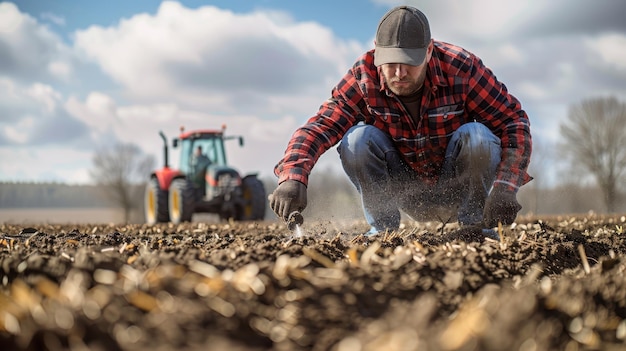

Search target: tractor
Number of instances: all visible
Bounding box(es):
[144,126,266,224]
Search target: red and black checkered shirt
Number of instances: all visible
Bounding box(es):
[275,41,532,192]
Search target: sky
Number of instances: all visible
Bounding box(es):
[1,0,626,186]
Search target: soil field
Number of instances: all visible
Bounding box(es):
[1,215,626,351]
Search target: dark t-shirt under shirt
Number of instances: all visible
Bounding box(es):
[398,87,424,121]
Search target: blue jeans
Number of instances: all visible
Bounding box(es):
[338,122,501,232]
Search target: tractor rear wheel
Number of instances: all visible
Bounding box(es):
[145,177,169,224]
[169,178,195,224]
[238,175,266,221]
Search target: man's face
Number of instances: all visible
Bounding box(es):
[380,41,433,96]
[381,63,428,96]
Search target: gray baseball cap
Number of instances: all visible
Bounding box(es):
[374,6,431,67]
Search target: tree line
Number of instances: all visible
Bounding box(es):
[0,182,109,208]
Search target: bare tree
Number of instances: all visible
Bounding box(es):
[559,96,626,213]
[91,142,155,223]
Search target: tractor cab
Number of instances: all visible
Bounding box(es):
[174,129,232,172]
[175,129,227,191]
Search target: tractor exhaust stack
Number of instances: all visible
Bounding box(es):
[159,131,169,168]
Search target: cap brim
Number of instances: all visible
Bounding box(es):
[374,47,426,66]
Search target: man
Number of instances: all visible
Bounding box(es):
[192,145,212,189]
[270,6,532,238]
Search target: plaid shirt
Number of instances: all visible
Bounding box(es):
[275,41,532,192]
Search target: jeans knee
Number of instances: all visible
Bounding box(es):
[443,122,502,181]
[339,125,386,166]
[456,122,500,149]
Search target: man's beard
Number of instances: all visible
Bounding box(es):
[385,68,427,96]
[388,79,421,96]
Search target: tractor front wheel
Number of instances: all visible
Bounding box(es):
[145,177,169,224]
[169,178,195,224]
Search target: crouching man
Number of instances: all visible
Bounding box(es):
[270,6,532,238]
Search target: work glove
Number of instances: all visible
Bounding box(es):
[268,180,307,221]
[483,187,522,228]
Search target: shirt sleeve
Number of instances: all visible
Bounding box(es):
[464,56,532,192]
[273,69,365,186]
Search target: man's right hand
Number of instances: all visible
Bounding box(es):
[268,180,307,221]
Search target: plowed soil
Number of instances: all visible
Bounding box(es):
[1,215,626,351]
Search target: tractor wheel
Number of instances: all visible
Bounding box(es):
[238,175,266,221]
[169,178,195,224]
[145,177,169,224]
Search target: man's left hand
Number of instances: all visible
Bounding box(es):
[483,187,522,228]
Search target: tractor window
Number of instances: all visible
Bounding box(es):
[211,138,226,166]
[179,139,193,174]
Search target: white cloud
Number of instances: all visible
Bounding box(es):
[584,33,626,72]
[0,77,20,105]
[73,1,364,113]
[494,44,525,65]
[395,0,544,44]
[0,78,89,150]
[0,80,58,130]
[0,2,75,82]
[85,92,117,120]
[25,83,62,113]
[47,60,72,80]
[63,92,120,147]
[0,2,22,33]
[4,117,34,144]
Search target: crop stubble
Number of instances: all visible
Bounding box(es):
[1,215,625,350]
